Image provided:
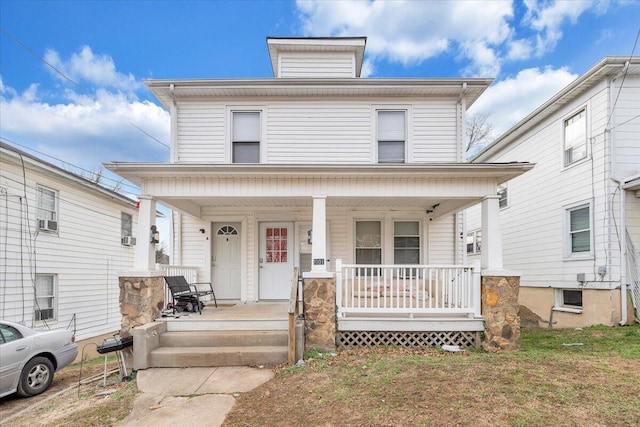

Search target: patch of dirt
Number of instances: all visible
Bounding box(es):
[0,357,136,427]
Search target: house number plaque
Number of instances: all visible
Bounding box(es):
[313,258,325,265]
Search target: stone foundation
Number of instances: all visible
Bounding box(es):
[482,275,520,352]
[119,275,165,338]
[303,276,336,350]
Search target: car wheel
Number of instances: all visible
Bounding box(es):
[17,356,54,397]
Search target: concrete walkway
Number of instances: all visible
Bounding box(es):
[117,367,274,427]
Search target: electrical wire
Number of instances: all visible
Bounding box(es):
[1,137,141,193]
[0,28,170,151]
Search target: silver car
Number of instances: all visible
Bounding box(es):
[0,320,78,398]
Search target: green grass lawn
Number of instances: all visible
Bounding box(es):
[225,325,640,427]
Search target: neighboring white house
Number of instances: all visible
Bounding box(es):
[0,141,139,345]
[467,56,640,328]
[106,37,532,344]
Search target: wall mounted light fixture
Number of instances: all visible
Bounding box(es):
[150,225,160,244]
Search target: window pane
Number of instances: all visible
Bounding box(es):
[563,290,583,307]
[498,185,508,208]
[475,230,482,253]
[233,142,260,163]
[35,275,54,320]
[564,110,586,165]
[356,248,381,265]
[394,249,419,264]
[121,212,132,237]
[378,111,405,141]
[570,207,589,232]
[378,141,405,163]
[233,112,260,142]
[356,221,381,248]
[394,221,419,235]
[571,230,590,252]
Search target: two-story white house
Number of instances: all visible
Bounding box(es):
[0,141,140,358]
[106,37,532,352]
[467,57,640,328]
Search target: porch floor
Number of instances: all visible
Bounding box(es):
[156,302,290,331]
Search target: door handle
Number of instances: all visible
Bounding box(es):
[16,346,27,351]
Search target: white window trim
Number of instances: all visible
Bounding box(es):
[561,105,590,170]
[554,289,583,313]
[36,185,59,234]
[226,106,266,164]
[347,213,424,265]
[34,274,57,323]
[466,229,482,255]
[563,199,594,260]
[497,183,509,210]
[371,105,412,164]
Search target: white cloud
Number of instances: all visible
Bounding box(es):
[44,45,141,93]
[468,66,578,136]
[523,0,597,55]
[0,47,169,172]
[296,0,514,76]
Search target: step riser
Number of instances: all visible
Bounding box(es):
[159,331,288,348]
[150,349,288,367]
[165,320,288,332]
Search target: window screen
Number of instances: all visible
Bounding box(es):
[233,111,260,163]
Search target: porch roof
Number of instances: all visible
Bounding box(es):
[104,162,533,219]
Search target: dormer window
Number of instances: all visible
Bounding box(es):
[232,111,261,163]
[377,110,406,163]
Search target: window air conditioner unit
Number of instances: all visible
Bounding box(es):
[37,219,58,232]
[121,236,136,246]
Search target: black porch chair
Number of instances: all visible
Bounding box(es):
[164,276,218,314]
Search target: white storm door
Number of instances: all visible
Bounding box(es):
[259,222,293,300]
[211,223,241,300]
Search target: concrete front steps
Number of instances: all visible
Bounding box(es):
[149,330,289,368]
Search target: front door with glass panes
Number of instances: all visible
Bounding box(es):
[259,222,293,299]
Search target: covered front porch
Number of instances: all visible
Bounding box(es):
[108,162,532,357]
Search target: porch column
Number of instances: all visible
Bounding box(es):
[311,196,327,273]
[481,195,503,270]
[134,194,158,273]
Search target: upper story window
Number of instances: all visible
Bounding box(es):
[121,212,135,245]
[564,108,587,166]
[36,185,58,233]
[377,110,405,163]
[232,111,260,163]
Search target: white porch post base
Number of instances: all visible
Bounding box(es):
[311,196,327,273]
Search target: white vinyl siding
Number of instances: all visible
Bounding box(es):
[267,103,371,163]
[0,158,137,339]
[612,74,640,178]
[176,103,226,163]
[279,52,355,78]
[413,101,458,162]
[563,108,587,166]
[173,99,461,165]
[377,111,406,163]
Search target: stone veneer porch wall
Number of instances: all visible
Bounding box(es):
[119,276,165,337]
[303,276,336,350]
[481,275,520,352]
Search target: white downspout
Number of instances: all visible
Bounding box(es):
[619,180,628,325]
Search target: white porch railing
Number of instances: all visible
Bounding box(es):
[336,259,481,318]
[156,264,199,307]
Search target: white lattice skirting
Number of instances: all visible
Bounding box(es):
[336,331,480,349]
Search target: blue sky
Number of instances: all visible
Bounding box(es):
[1,0,639,245]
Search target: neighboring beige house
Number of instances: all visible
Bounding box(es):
[467,57,640,328]
[0,141,139,351]
[107,37,532,348]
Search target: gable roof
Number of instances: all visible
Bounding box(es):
[472,56,640,162]
[1,141,138,209]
